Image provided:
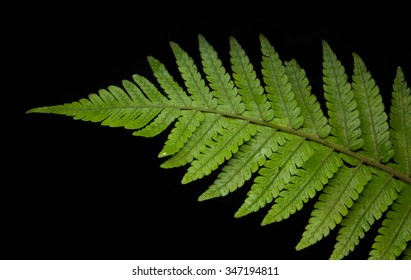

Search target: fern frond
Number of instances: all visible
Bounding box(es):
[261,144,342,224]
[260,34,303,129]
[120,81,164,130]
[322,41,363,150]
[285,59,331,138]
[369,181,411,259]
[229,37,274,121]
[147,56,204,156]
[28,75,179,137]
[182,119,256,184]
[160,110,204,157]
[363,67,411,260]
[169,41,218,109]
[161,114,226,168]
[27,34,411,259]
[130,74,181,137]
[198,34,245,114]
[389,67,411,175]
[296,164,372,250]
[352,53,393,162]
[148,56,192,106]
[330,169,402,259]
[235,133,309,218]
[198,126,280,200]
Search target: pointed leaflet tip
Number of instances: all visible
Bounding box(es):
[158,151,168,158]
[198,33,205,43]
[259,33,267,41]
[295,241,309,251]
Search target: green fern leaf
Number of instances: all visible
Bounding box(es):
[159,41,226,165]
[260,34,303,129]
[160,110,204,157]
[229,37,274,121]
[196,37,281,198]
[366,68,411,259]
[169,41,218,109]
[285,59,331,138]
[352,53,393,162]
[369,181,411,259]
[130,74,180,137]
[28,75,178,136]
[121,79,161,129]
[322,40,363,150]
[27,34,411,259]
[148,56,192,106]
[198,126,280,200]
[182,119,256,184]
[175,34,256,183]
[147,56,204,156]
[261,144,342,224]
[389,67,411,175]
[330,169,402,259]
[198,34,245,114]
[296,164,372,250]
[160,114,226,168]
[235,133,309,218]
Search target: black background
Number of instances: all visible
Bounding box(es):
[7,3,411,260]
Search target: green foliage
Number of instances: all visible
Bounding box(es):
[27,34,411,259]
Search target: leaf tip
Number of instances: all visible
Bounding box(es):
[260,218,270,226]
[25,106,51,114]
[197,193,208,202]
[197,33,205,42]
[295,241,308,251]
[258,33,266,40]
[234,210,245,218]
[181,175,192,185]
[147,56,159,67]
[158,151,168,158]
